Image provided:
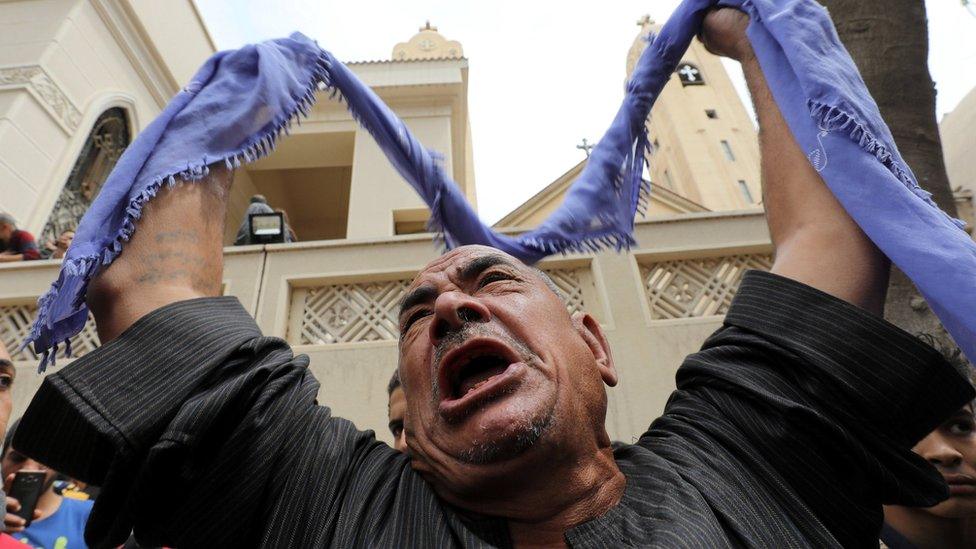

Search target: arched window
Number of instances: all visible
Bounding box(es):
[41,108,130,243]
[675,62,705,86]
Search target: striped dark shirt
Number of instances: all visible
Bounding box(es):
[15,272,972,548]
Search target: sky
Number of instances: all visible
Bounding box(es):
[195,0,976,224]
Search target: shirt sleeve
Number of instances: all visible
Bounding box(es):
[13,297,392,547]
[13,231,40,260]
[645,271,974,547]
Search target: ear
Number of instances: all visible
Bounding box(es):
[571,312,617,387]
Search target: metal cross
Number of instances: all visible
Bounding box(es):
[576,138,596,157]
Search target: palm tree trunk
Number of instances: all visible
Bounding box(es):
[819,0,959,341]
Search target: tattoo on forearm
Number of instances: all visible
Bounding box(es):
[131,232,222,295]
[154,230,200,244]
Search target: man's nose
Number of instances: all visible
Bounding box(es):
[921,435,964,469]
[429,291,490,343]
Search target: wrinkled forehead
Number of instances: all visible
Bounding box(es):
[408,245,526,290]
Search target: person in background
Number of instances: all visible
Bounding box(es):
[2,419,93,548]
[275,208,297,243]
[41,230,75,260]
[882,336,976,548]
[0,344,20,549]
[0,214,40,262]
[0,342,15,453]
[387,369,407,453]
[233,195,274,246]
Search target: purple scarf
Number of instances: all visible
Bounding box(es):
[25,0,976,369]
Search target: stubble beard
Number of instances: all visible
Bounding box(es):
[431,324,557,465]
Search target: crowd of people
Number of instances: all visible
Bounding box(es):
[0,213,75,263]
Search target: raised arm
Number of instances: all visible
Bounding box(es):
[86,166,233,343]
[701,9,890,315]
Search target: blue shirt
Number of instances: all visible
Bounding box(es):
[13,497,93,549]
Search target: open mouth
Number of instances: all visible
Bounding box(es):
[449,352,511,398]
[437,338,528,419]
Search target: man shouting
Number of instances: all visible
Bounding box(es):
[14,8,972,548]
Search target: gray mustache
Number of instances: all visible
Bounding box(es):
[431,323,533,398]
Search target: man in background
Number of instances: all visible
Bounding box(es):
[882,336,976,548]
[387,369,407,453]
[233,195,274,246]
[0,341,35,549]
[2,419,93,548]
[0,214,39,262]
[233,195,296,245]
[0,345,19,549]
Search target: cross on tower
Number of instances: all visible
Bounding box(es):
[576,138,596,157]
[636,14,654,27]
[678,65,700,82]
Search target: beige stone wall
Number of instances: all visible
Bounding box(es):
[941,86,976,196]
[2,210,771,446]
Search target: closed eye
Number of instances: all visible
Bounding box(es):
[402,309,432,332]
[478,271,515,288]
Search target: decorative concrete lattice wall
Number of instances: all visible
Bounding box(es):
[293,279,413,346]
[0,304,99,361]
[544,267,588,316]
[291,266,592,346]
[640,253,773,320]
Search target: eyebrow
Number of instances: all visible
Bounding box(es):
[399,285,438,319]
[458,254,517,282]
[398,254,518,320]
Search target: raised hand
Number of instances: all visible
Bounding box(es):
[699,7,754,62]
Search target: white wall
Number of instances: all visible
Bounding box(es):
[0,0,208,235]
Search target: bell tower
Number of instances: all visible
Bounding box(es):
[628,16,761,211]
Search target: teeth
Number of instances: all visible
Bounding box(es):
[465,378,492,395]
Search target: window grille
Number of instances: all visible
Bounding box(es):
[0,304,99,361]
[640,253,773,320]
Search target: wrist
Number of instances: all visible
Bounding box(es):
[733,38,757,64]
